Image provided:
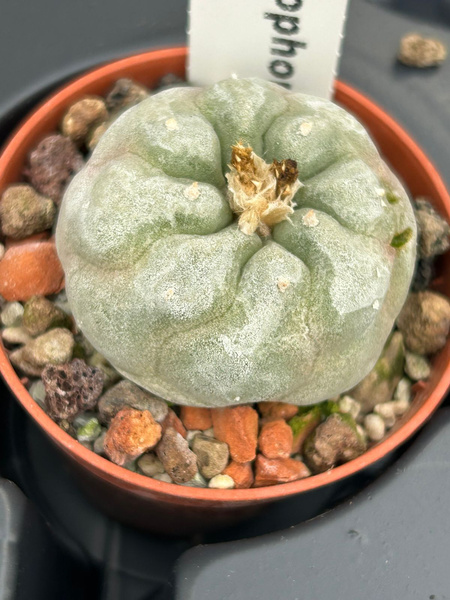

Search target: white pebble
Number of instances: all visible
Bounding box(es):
[2,326,32,345]
[356,424,367,443]
[394,377,412,403]
[404,351,431,381]
[1,302,24,327]
[339,395,361,420]
[374,402,395,421]
[364,414,386,442]
[153,473,173,483]
[202,428,215,438]
[392,397,410,417]
[208,474,235,489]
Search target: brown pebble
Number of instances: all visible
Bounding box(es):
[398,33,447,68]
[162,409,187,438]
[0,185,55,239]
[415,198,450,258]
[258,419,293,459]
[105,78,149,112]
[191,434,229,479]
[156,427,198,484]
[25,134,84,203]
[61,96,108,145]
[258,401,298,421]
[104,407,162,466]
[303,414,366,474]
[0,241,64,301]
[87,121,109,151]
[42,358,104,421]
[223,461,254,489]
[180,406,212,431]
[211,406,258,463]
[254,455,310,487]
[97,380,168,424]
[397,291,450,355]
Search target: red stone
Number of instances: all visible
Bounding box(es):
[254,455,310,487]
[211,406,258,463]
[180,406,212,431]
[223,461,254,489]
[258,419,293,459]
[162,408,187,438]
[0,241,64,301]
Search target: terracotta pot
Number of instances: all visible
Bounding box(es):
[1,47,449,536]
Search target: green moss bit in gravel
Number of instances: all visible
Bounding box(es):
[76,417,102,443]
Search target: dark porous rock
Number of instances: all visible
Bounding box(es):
[304,413,366,474]
[191,434,229,479]
[25,134,84,204]
[105,78,149,112]
[350,331,404,413]
[98,380,168,424]
[415,198,450,258]
[23,295,72,336]
[397,291,450,355]
[42,358,104,421]
[0,185,55,239]
[156,427,198,484]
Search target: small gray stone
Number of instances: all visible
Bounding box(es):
[23,295,72,336]
[93,430,107,455]
[404,350,431,381]
[137,453,165,477]
[186,429,202,446]
[22,328,74,367]
[0,185,55,239]
[397,291,450,355]
[98,380,168,424]
[191,434,229,479]
[1,302,24,327]
[76,417,102,442]
[351,332,405,413]
[181,472,208,488]
[2,326,32,346]
[415,198,450,258]
[304,414,367,473]
[28,379,46,408]
[156,427,198,484]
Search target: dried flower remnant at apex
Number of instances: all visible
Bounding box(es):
[226,142,302,236]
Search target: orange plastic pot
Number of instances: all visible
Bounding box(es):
[1,47,450,536]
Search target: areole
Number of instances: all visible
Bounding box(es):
[0,47,449,535]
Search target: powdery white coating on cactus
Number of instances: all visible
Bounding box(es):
[56,78,417,408]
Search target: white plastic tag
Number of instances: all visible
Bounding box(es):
[188,0,349,99]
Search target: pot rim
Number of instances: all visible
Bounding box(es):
[1,46,450,504]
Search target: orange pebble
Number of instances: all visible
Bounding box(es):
[180,406,212,430]
[212,406,258,463]
[223,461,254,489]
[258,419,293,459]
[253,455,310,487]
[162,408,187,438]
[258,402,298,420]
[104,407,162,466]
[0,241,64,301]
